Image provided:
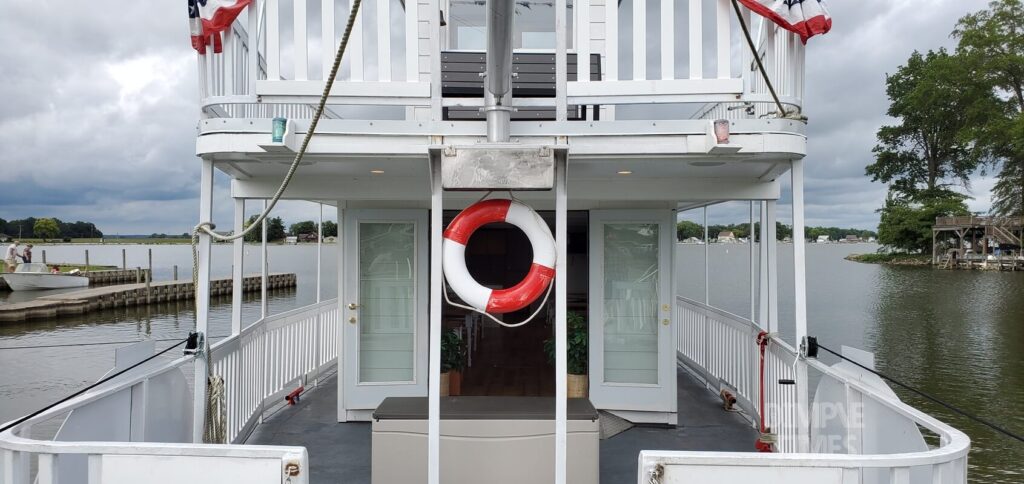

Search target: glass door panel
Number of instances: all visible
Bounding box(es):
[358,222,416,383]
[603,223,660,384]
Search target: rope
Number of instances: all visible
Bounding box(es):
[203,375,227,444]
[730,0,790,118]
[816,343,1024,444]
[0,335,232,351]
[0,338,189,433]
[443,276,552,328]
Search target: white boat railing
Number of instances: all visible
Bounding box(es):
[210,298,339,444]
[0,299,338,484]
[665,296,970,484]
[197,0,805,122]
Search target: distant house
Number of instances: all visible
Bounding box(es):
[816,235,830,243]
[867,236,877,243]
[681,237,704,244]
[717,231,737,243]
[285,236,298,245]
[299,233,318,242]
[843,235,861,243]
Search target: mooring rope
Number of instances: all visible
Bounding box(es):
[816,342,1024,444]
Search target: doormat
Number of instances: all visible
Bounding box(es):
[598,410,634,440]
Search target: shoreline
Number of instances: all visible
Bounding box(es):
[845,253,932,266]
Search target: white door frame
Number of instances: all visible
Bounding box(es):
[588,209,677,422]
[341,208,429,419]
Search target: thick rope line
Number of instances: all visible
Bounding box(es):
[730,0,789,118]
[817,343,1024,444]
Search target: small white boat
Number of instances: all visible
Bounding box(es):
[2,263,89,291]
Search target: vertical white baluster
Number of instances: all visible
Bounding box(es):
[632,0,646,80]
[322,0,335,79]
[350,0,364,81]
[890,467,911,484]
[556,0,567,121]
[605,0,618,81]
[267,0,280,80]
[223,26,235,95]
[36,454,55,484]
[660,0,673,80]
[688,0,703,79]
[376,0,392,81]
[716,0,730,78]
[405,0,418,81]
[577,0,591,83]
[740,5,751,94]
[294,0,308,80]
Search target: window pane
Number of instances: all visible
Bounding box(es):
[603,223,659,384]
[359,222,416,383]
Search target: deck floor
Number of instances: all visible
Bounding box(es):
[247,368,756,483]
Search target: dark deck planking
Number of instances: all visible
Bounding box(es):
[247,368,757,484]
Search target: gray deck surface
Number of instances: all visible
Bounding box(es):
[247,368,757,483]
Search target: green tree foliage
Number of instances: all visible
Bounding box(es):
[877,193,969,253]
[33,218,60,241]
[866,49,998,201]
[676,221,703,240]
[0,218,102,239]
[322,220,338,237]
[243,216,287,242]
[954,0,1024,216]
[289,220,317,236]
[677,220,869,242]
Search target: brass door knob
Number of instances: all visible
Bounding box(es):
[349,317,357,324]
[347,302,360,310]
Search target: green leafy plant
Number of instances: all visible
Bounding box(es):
[543,311,588,375]
[441,328,465,373]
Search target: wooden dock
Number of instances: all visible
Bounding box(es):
[933,216,1024,270]
[0,273,296,323]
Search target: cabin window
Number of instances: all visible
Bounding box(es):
[602,223,659,384]
[358,222,417,383]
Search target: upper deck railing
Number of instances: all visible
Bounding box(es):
[197,0,806,123]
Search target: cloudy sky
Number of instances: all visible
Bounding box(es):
[0,0,995,234]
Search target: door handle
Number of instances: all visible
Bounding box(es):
[349,317,357,325]
[347,302,360,310]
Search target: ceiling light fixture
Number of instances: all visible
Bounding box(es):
[617,170,633,175]
[370,169,385,174]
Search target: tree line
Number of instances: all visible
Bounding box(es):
[241,216,338,242]
[676,221,875,242]
[0,217,103,240]
[868,1,1023,253]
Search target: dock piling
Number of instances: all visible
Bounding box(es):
[41,250,46,264]
[136,267,141,284]
[173,265,178,281]
[122,249,126,270]
[85,250,90,273]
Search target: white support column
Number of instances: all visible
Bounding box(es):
[428,156,443,484]
[749,201,756,321]
[336,204,347,422]
[317,203,323,304]
[791,159,811,453]
[758,201,769,329]
[555,0,568,121]
[231,198,245,335]
[766,200,778,334]
[261,199,269,319]
[193,158,214,443]
[703,206,709,304]
[554,155,568,484]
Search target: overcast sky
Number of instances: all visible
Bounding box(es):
[0,0,995,234]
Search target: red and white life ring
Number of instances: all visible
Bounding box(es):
[443,198,555,314]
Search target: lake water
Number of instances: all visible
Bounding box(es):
[0,243,1021,482]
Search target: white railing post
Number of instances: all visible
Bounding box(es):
[765,200,778,334]
[554,153,569,484]
[232,198,245,336]
[314,203,323,386]
[427,155,442,484]
[266,0,280,80]
[376,0,391,81]
[791,159,811,452]
[556,0,568,122]
[194,158,214,443]
[688,0,703,79]
[321,0,335,80]
[261,199,269,319]
[294,0,308,80]
[660,0,673,80]
[716,0,731,79]
[632,0,646,80]
[578,0,591,83]
[758,201,769,329]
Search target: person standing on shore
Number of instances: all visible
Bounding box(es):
[5,241,20,272]
[22,244,33,264]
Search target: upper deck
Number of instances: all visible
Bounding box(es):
[195,0,807,163]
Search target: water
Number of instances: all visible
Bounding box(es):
[1,243,1021,481]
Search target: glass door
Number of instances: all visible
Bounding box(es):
[343,209,428,414]
[588,210,676,417]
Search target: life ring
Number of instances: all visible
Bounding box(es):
[443,198,555,314]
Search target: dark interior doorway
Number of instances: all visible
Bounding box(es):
[442,210,589,397]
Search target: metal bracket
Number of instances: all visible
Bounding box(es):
[184,331,205,357]
[435,144,564,191]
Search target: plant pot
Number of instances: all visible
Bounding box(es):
[449,370,462,396]
[440,371,450,397]
[567,373,588,398]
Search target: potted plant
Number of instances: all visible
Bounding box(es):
[544,311,588,398]
[441,328,465,397]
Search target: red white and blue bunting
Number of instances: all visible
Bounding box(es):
[739,0,832,43]
[188,0,253,54]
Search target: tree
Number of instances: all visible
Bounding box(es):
[289,220,317,236]
[33,218,60,241]
[954,0,1024,216]
[322,220,338,237]
[243,216,286,242]
[676,221,703,240]
[866,49,998,202]
[877,193,969,253]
